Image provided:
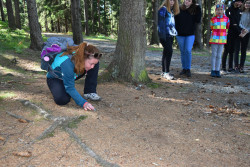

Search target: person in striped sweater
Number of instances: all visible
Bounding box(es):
[209,3,230,77]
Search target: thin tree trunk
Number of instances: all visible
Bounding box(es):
[84,0,90,35]
[6,0,16,29]
[107,1,149,82]
[194,0,202,49]
[14,0,21,29]
[71,0,83,44]
[150,0,159,45]
[27,0,43,50]
[97,0,101,33]
[0,0,5,21]
[205,0,212,48]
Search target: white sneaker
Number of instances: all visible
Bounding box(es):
[161,72,174,80]
[83,93,101,101]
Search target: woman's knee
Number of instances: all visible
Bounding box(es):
[54,96,71,105]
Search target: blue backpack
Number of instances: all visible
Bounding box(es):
[41,37,75,78]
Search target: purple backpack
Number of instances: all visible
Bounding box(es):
[41,37,75,77]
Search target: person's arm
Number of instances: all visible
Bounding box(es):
[158,7,167,40]
[60,59,88,108]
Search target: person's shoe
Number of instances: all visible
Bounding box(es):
[228,68,235,73]
[239,67,244,73]
[83,93,101,101]
[179,69,187,75]
[215,71,221,78]
[161,72,174,80]
[211,70,216,77]
[221,69,227,75]
[186,69,191,77]
[234,67,240,73]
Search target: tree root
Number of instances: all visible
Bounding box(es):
[19,99,120,167]
[6,111,32,123]
[65,127,120,167]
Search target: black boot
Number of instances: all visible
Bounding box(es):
[179,69,187,75]
[186,69,191,77]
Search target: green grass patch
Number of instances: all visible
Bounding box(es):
[0,91,16,100]
[147,82,162,89]
[84,34,117,42]
[67,115,87,129]
[0,21,30,53]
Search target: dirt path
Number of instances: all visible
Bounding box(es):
[0,33,249,167]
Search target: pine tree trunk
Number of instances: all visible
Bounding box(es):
[150,0,159,45]
[84,0,90,35]
[71,0,83,44]
[107,0,149,83]
[14,0,21,29]
[0,0,5,21]
[205,0,212,48]
[6,0,16,29]
[194,0,202,49]
[27,0,43,50]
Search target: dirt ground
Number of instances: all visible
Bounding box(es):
[0,35,249,167]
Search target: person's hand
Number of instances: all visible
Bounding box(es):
[83,102,95,111]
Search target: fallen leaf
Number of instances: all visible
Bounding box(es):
[0,136,5,141]
[208,105,214,108]
[135,97,139,99]
[13,151,32,157]
[18,119,28,123]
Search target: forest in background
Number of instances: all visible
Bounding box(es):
[0,0,236,49]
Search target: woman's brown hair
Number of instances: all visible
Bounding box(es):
[180,0,198,15]
[61,42,102,74]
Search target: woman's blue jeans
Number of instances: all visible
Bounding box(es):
[176,35,195,70]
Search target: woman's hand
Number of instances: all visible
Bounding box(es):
[83,102,95,111]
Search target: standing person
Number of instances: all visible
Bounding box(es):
[158,0,180,80]
[209,3,230,78]
[221,0,243,72]
[234,0,250,73]
[175,0,201,77]
[46,42,102,111]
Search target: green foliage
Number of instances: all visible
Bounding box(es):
[147,82,162,89]
[0,21,30,53]
[67,116,87,129]
[138,69,150,83]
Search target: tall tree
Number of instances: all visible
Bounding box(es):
[107,0,149,82]
[205,0,212,48]
[84,0,90,35]
[6,0,16,29]
[71,0,83,44]
[14,0,21,29]
[194,0,203,49]
[27,0,43,50]
[0,0,5,21]
[150,0,159,45]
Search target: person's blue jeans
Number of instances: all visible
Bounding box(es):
[176,35,195,70]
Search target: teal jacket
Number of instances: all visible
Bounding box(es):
[47,53,87,107]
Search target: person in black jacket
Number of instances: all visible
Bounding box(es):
[221,0,243,73]
[175,0,201,77]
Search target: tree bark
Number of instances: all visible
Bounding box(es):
[27,0,43,50]
[205,0,212,48]
[71,0,83,44]
[14,0,21,29]
[107,0,149,83]
[84,0,90,35]
[194,0,202,49]
[0,0,5,21]
[6,0,16,29]
[150,0,159,45]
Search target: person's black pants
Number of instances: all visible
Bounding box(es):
[234,33,250,68]
[222,32,239,70]
[47,62,99,105]
[160,37,173,73]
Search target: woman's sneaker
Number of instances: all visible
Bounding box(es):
[83,93,101,101]
[161,72,174,80]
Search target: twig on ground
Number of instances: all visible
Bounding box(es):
[65,127,120,167]
[6,111,32,123]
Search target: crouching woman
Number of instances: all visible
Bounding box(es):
[46,42,102,111]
